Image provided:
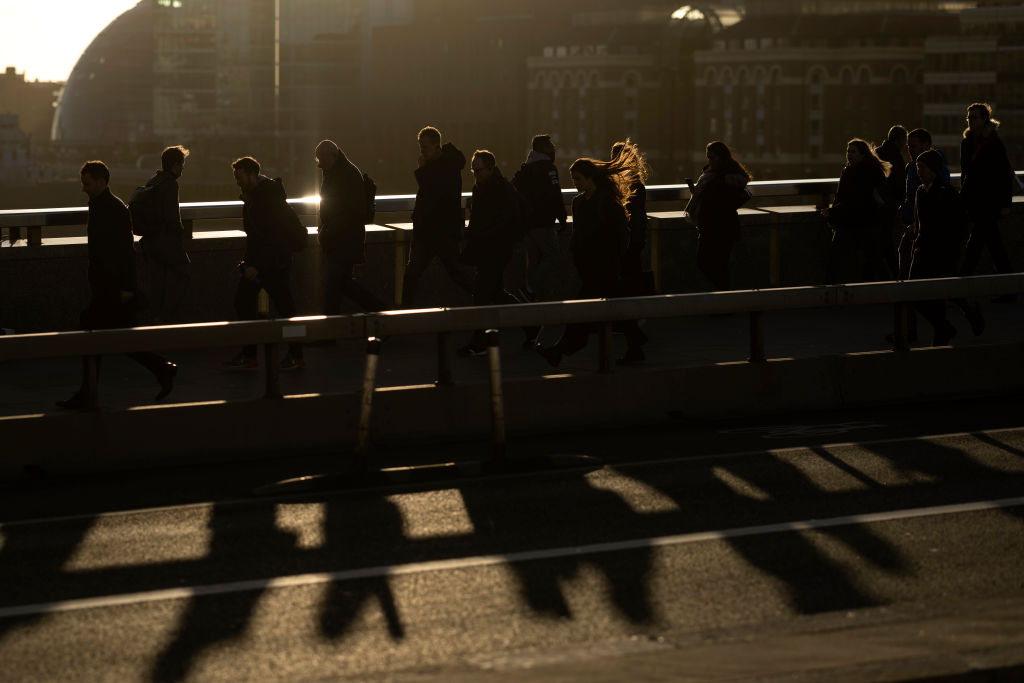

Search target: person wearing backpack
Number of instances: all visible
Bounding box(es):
[223,156,305,371]
[314,139,387,317]
[133,145,191,323]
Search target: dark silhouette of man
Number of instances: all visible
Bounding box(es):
[223,156,304,371]
[139,145,191,323]
[402,126,473,307]
[58,161,176,409]
[315,139,387,315]
[458,150,526,355]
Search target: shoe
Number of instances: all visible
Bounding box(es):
[991,294,1017,304]
[56,392,94,410]
[535,344,562,368]
[616,348,646,366]
[154,362,177,401]
[223,353,258,370]
[279,354,306,371]
[966,304,986,336]
[457,344,487,357]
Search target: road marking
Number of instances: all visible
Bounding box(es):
[1,495,1022,621]
[2,426,1023,529]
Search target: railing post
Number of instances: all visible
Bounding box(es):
[27,226,42,247]
[892,302,909,352]
[649,216,661,293]
[264,343,280,398]
[485,329,505,463]
[436,331,453,386]
[769,214,780,287]
[183,218,194,241]
[393,230,408,307]
[354,337,383,474]
[748,311,766,363]
[598,322,614,374]
[9,226,21,245]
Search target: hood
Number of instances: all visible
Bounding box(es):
[241,174,287,202]
[525,150,552,165]
[439,142,466,171]
[963,120,999,140]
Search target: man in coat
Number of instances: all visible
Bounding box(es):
[139,145,191,323]
[58,161,176,409]
[223,156,305,370]
[315,139,386,315]
[401,126,474,307]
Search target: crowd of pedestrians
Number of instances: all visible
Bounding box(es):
[55,101,1019,408]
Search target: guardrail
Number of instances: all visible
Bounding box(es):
[2,273,1021,464]
[0,176,930,246]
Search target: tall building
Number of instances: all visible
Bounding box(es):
[923,2,1024,168]
[0,67,61,151]
[692,1,960,178]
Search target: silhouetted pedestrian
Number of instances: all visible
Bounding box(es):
[959,103,1016,300]
[536,153,648,367]
[134,145,191,324]
[315,140,387,316]
[909,150,984,345]
[822,139,891,284]
[875,126,908,279]
[687,141,751,291]
[458,150,526,356]
[402,126,474,307]
[57,161,176,409]
[512,134,569,305]
[223,156,305,371]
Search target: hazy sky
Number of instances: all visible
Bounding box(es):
[1,1,140,82]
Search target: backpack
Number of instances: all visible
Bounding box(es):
[362,172,377,224]
[128,183,160,237]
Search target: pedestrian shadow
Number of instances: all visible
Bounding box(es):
[151,501,297,683]
[458,469,655,625]
[317,493,405,641]
[0,514,96,641]
[624,453,906,615]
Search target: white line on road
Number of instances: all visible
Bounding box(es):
[1,495,1022,621]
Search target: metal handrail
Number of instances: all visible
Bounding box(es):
[1,273,1020,362]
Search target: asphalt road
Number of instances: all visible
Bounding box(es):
[1,396,1023,682]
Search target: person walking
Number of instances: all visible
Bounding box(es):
[535,151,648,367]
[959,102,1016,301]
[137,145,191,323]
[687,141,752,291]
[458,150,527,356]
[58,161,176,409]
[909,150,985,345]
[402,126,474,307]
[223,156,305,371]
[822,139,891,284]
[512,134,569,304]
[315,139,387,316]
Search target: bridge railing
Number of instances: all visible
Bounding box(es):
[0,175,962,246]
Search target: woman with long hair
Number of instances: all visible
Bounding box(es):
[536,147,648,367]
[686,140,752,290]
[822,138,892,283]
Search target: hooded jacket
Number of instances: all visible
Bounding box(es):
[240,175,294,272]
[688,163,750,240]
[318,152,367,264]
[901,148,950,226]
[412,142,466,243]
[960,121,1013,215]
[512,150,567,230]
[911,178,968,278]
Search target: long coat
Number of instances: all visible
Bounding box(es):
[318,153,367,265]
